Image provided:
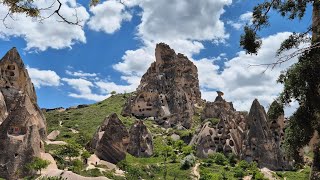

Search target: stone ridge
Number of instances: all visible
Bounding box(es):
[122,43,201,129]
[0,48,47,179]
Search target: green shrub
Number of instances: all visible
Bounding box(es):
[208,153,228,166]
[237,160,249,170]
[180,154,196,169]
[234,166,245,178]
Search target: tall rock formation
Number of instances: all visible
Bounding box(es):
[127,120,153,157]
[241,99,289,170]
[89,113,129,164]
[0,48,47,179]
[191,91,246,158]
[122,43,201,129]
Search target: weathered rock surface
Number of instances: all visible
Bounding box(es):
[0,48,47,179]
[122,43,201,129]
[89,113,129,164]
[192,92,290,170]
[242,99,290,170]
[127,120,153,157]
[191,92,246,158]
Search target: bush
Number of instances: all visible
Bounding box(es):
[26,157,51,174]
[180,154,196,169]
[182,145,194,155]
[237,160,249,170]
[227,153,237,166]
[234,166,245,178]
[208,153,228,166]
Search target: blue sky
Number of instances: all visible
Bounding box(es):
[0,0,312,114]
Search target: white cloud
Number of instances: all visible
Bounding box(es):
[112,0,232,90]
[113,47,154,76]
[61,78,108,101]
[66,70,97,77]
[88,0,132,34]
[27,66,61,88]
[0,0,89,51]
[96,81,135,94]
[227,11,252,30]
[196,32,301,112]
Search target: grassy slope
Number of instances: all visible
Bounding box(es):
[44,93,193,179]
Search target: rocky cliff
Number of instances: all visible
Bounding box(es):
[89,113,129,164]
[242,99,290,170]
[191,92,290,170]
[122,43,201,129]
[0,48,47,179]
[127,120,153,157]
[191,91,246,158]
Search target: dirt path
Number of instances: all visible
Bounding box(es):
[192,163,200,180]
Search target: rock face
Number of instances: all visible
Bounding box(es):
[127,120,153,157]
[0,48,47,179]
[90,113,129,164]
[191,91,246,158]
[242,99,289,170]
[122,43,201,129]
[192,93,290,170]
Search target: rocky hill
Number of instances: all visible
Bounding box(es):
[122,43,201,129]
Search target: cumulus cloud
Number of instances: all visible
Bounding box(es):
[61,78,108,101]
[227,11,253,30]
[0,0,89,51]
[197,32,300,112]
[27,66,61,88]
[112,0,232,90]
[88,0,132,34]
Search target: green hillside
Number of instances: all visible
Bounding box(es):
[44,93,311,180]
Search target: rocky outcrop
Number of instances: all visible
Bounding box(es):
[241,99,290,170]
[192,92,290,170]
[127,120,153,157]
[89,113,129,164]
[122,43,201,129]
[0,48,47,179]
[191,91,246,158]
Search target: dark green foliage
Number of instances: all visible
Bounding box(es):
[182,145,194,155]
[26,157,51,175]
[240,26,262,54]
[180,154,196,170]
[227,153,238,167]
[241,0,314,54]
[267,100,284,120]
[208,153,228,166]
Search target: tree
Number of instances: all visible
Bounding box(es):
[110,91,117,96]
[159,145,174,180]
[26,157,51,175]
[55,143,81,162]
[0,0,124,26]
[240,0,320,178]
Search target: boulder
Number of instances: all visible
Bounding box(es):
[0,48,47,179]
[89,113,129,164]
[122,43,201,129]
[47,130,60,140]
[127,120,153,157]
